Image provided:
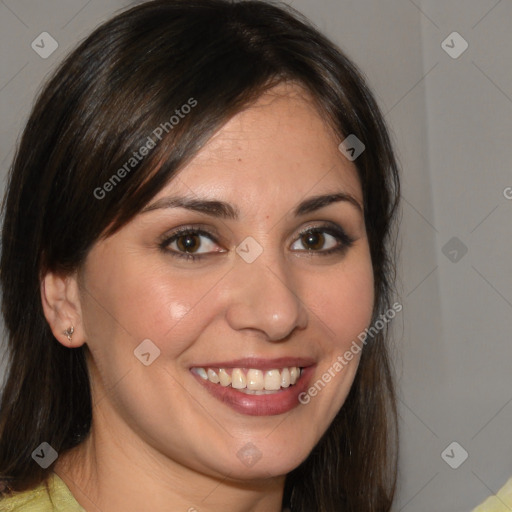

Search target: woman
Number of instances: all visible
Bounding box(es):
[0,1,400,510]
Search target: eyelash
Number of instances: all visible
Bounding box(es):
[159,224,355,261]
[295,225,355,255]
[159,226,219,261]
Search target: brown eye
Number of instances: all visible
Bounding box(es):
[163,229,224,258]
[291,225,353,254]
[301,231,325,250]
[176,233,201,253]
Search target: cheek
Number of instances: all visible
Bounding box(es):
[81,253,227,361]
[307,254,375,350]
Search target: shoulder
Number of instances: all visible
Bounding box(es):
[473,477,512,512]
[0,479,53,512]
[0,473,85,511]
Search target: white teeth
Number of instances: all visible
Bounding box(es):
[193,366,302,391]
[207,369,220,384]
[246,369,264,390]
[231,368,246,389]
[264,369,281,391]
[196,367,208,380]
[219,368,231,387]
[280,368,290,388]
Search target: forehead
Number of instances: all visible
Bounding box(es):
[154,83,362,208]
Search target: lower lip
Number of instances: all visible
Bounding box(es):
[191,366,315,416]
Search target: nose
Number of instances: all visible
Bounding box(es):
[224,255,308,341]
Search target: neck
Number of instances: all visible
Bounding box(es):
[55,404,285,512]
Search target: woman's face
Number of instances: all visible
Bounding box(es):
[75,83,374,480]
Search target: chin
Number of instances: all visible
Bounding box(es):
[219,439,315,481]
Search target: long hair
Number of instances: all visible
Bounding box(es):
[0,1,400,510]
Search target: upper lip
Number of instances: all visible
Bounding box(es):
[190,357,316,370]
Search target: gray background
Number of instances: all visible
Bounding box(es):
[0,1,511,510]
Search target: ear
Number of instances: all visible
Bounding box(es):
[40,271,86,347]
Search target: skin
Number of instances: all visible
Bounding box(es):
[41,83,374,512]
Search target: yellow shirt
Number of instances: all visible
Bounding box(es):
[3,473,509,511]
[0,473,85,511]
[473,477,512,512]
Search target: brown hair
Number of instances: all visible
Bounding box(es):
[0,1,400,510]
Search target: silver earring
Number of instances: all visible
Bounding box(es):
[63,326,74,342]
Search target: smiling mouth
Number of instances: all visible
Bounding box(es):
[191,366,302,394]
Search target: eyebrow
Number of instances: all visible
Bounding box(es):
[142,196,239,219]
[294,192,363,216]
[142,192,362,218]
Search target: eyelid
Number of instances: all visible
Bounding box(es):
[294,221,355,241]
[290,222,355,252]
[159,224,221,244]
[159,225,226,259]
